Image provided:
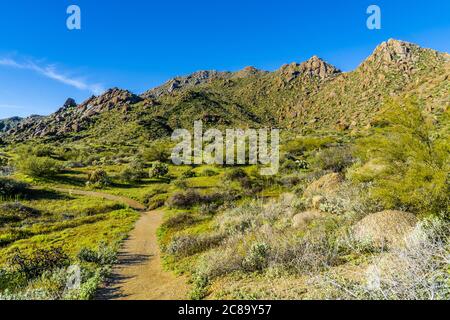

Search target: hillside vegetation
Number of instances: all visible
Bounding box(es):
[0,39,448,300]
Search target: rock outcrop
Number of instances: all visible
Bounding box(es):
[7,88,142,140]
[353,210,418,249]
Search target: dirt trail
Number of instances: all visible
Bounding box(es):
[48,187,189,300]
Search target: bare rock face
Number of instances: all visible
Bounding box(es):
[142,70,231,98]
[279,56,341,82]
[360,39,422,75]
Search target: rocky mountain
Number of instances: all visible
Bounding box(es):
[3,39,449,144]
[0,116,23,132]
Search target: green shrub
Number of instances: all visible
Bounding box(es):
[142,187,168,204]
[181,169,196,179]
[77,243,116,266]
[32,145,54,157]
[17,156,62,178]
[162,212,196,229]
[243,242,270,272]
[8,247,70,280]
[149,162,169,179]
[174,179,189,189]
[166,233,225,257]
[146,193,168,210]
[143,141,171,163]
[200,169,218,177]
[351,98,449,215]
[167,189,202,209]
[284,136,335,156]
[224,168,248,181]
[0,177,28,197]
[0,156,9,167]
[0,202,40,224]
[120,161,146,183]
[311,146,354,172]
[86,169,110,188]
[167,190,227,209]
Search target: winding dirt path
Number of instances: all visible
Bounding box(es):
[46,187,189,300]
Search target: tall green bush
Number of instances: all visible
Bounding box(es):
[351,98,449,215]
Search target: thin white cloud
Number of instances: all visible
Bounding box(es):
[0,56,104,95]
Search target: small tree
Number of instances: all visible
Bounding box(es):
[351,97,449,215]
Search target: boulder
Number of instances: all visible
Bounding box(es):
[353,210,418,249]
[303,173,343,198]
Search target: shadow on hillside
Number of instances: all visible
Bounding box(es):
[25,188,74,201]
[94,253,151,300]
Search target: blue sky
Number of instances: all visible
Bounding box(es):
[0,0,449,118]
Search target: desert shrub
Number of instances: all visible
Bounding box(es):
[314,218,450,300]
[242,242,270,272]
[0,177,28,197]
[190,273,210,300]
[167,189,202,209]
[147,193,168,210]
[316,182,381,218]
[195,245,245,280]
[224,168,248,181]
[218,196,299,236]
[17,156,62,178]
[162,212,196,229]
[311,146,354,173]
[77,243,117,266]
[278,174,302,189]
[143,141,171,163]
[167,190,227,209]
[0,268,26,292]
[32,145,54,158]
[66,161,85,168]
[239,176,263,195]
[119,161,146,183]
[265,229,341,274]
[174,179,188,189]
[284,136,335,157]
[86,169,110,188]
[0,156,9,167]
[8,248,70,280]
[200,168,218,177]
[199,203,221,216]
[142,187,168,205]
[351,98,449,215]
[166,233,225,257]
[0,202,39,224]
[281,159,309,173]
[149,162,169,179]
[181,169,196,179]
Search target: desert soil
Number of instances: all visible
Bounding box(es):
[48,187,189,300]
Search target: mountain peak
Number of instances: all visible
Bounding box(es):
[278,56,341,81]
[367,39,419,65]
[142,70,231,98]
